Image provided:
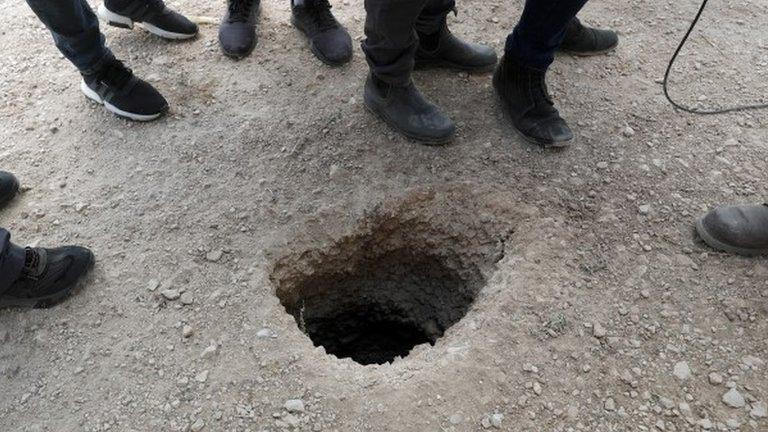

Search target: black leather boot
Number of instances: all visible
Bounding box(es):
[493,55,573,148]
[415,18,497,72]
[696,203,768,256]
[220,0,260,58]
[364,73,455,145]
[292,0,352,66]
[559,18,618,56]
[0,171,19,210]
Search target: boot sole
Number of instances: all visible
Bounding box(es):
[290,16,351,67]
[98,5,197,40]
[0,250,95,309]
[363,98,454,146]
[81,80,166,122]
[695,216,768,256]
[492,86,572,149]
[560,40,619,57]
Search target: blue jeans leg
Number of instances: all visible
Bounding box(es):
[0,229,26,295]
[26,0,114,74]
[505,0,589,71]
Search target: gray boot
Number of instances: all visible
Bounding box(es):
[696,203,768,256]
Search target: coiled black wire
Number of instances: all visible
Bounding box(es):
[663,0,768,114]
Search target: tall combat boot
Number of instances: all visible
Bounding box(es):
[292,0,352,66]
[364,73,455,145]
[493,55,573,148]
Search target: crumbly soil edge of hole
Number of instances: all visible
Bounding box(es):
[268,183,538,365]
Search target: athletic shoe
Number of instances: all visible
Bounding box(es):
[98,0,198,40]
[0,246,94,309]
[81,58,168,122]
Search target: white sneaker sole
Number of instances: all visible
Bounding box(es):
[97,4,197,40]
[80,80,163,122]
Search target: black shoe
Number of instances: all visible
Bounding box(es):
[493,55,573,148]
[415,19,497,72]
[220,0,260,59]
[291,0,352,66]
[99,0,198,40]
[559,18,618,56]
[364,73,455,145]
[81,58,168,122]
[0,171,19,210]
[696,203,768,256]
[0,246,94,309]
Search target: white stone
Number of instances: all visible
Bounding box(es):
[161,289,181,300]
[490,414,503,428]
[708,372,723,385]
[284,399,305,413]
[722,388,746,408]
[195,370,209,383]
[673,361,691,380]
[750,401,767,419]
[593,323,607,338]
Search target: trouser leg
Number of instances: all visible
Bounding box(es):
[0,229,26,295]
[362,0,431,85]
[25,0,114,74]
[504,0,589,70]
[415,0,455,35]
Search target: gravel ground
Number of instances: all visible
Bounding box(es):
[1,0,767,431]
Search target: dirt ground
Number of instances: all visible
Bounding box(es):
[1,0,767,431]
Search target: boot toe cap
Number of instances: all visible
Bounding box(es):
[311,30,353,65]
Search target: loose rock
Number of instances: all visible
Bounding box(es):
[722,388,746,408]
[284,399,305,413]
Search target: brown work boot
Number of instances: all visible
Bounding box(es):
[696,203,768,256]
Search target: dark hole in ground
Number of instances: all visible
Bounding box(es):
[278,249,482,365]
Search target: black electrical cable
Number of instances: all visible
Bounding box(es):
[663,0,768,114]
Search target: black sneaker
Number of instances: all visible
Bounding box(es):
[559,18,618,56]
[364,73,455,145]
[415,19,497,72]
[493,55,573,148]
[98,0,198,40]
[220,0,260,59]
[0,171,19,210]
[0,246,94,309]
[291,0,352,66]
[81,58,169,122]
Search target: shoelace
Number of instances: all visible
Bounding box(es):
[96,60,134,90]
[228,0,255,22]
[22,248,40,276]
[307,0,337,32]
